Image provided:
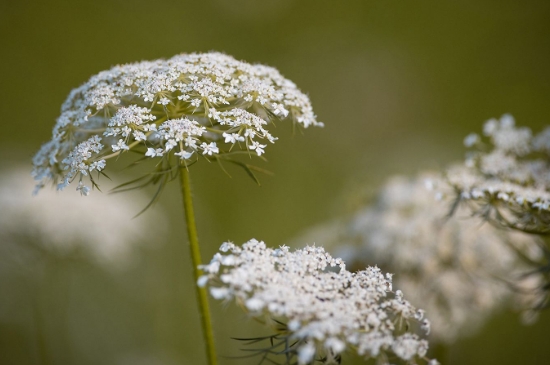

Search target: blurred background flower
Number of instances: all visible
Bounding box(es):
[445,115,550,235]
[2,1,550,364]
[0,168,166,267]
[0,166,167,365]
[291,173,546,347]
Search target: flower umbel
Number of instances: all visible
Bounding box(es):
[304,173,546,342]
[32,52,322,195]
[0,168,165,268]
[445,114,550,234]
[199,239,434,365]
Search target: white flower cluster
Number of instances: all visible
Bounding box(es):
[32,52,322,195]
[446,114,550,233]
[298,174,545,343]
[199,239,436,365]
[0,167,165,268]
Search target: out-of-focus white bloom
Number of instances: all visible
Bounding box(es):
[293,173,545,343]
[463,133,480,147]
[33,52,322,195]
[446,115,550,233]
[199,239,434,364]
[0,168,165,268]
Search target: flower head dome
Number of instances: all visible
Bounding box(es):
[32,52,322,195]
[291,173,546,343]
[200,239,436,365]
[0,167,165,268]
[446,114,550,234]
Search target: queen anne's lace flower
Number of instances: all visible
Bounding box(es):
[32,52,322,195]
[294,174,546,343]
[0,168,165,267]
[199,239,435,365]
[445,114,550,234]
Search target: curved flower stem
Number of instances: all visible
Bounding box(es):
[178,164,218,365]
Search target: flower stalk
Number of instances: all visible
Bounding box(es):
[178,165,217,365]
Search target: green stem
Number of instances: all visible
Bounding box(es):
[178,165,218,365]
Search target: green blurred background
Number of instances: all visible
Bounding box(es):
[1,1,550,364]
